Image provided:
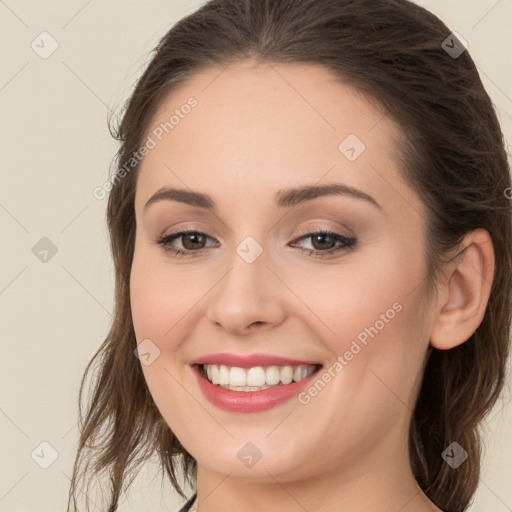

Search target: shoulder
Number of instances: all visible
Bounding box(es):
[176,493,197,512]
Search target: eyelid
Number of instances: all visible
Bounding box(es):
[156,223,353,245]
[156,225,219,247]
[159,224,214,240]
[155,224,357,259]
[292,224,354,240]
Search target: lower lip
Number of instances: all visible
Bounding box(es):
[192,364,321,413]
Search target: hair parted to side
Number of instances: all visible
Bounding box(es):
[66,1,512,511]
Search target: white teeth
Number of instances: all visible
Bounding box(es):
[218,365,230,385]
[202,364,317,389]
[246,366,266,386]
[280,365,294,385]
[210,364,219,384]
[229,367,246,387]
[265,366,280,385]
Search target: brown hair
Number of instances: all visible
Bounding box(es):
[67,1,512,511]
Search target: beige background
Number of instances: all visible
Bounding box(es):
[1,1,511,511]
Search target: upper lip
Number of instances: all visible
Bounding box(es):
[189,353,321,368]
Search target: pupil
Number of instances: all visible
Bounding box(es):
[313,234,333,250]
[184,233,204,249]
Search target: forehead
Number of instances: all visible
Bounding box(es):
[135,61,418,216]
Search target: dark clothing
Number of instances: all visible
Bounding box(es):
[177,493,197,512]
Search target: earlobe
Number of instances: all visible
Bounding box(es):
[429,229,495,350]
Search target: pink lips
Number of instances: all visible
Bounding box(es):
[189,353,322,413]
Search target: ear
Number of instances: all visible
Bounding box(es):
[430,229,495,350]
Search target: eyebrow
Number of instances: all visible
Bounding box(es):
[143,183,382,212]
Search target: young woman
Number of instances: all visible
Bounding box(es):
[67,1,511,511]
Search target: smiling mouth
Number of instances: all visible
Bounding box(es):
[197,363,323,392]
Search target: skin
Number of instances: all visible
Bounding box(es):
[130,60,494,512]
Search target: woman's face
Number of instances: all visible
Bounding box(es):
[130,61,435,482]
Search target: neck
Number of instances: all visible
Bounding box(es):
[193,445,442,512]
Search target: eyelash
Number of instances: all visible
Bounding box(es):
[154,226,357,258]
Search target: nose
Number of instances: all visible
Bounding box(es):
[205,243,286,336]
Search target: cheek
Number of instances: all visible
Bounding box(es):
[286,241,430,400]
[129,250,198,433]
[130,264,166,344]
[129,247,197,344]
[288,248,425,348]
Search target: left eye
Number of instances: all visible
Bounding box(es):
[155,229,357,258]
[291,230,357,256]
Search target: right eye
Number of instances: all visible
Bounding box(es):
[155,229,219,257]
